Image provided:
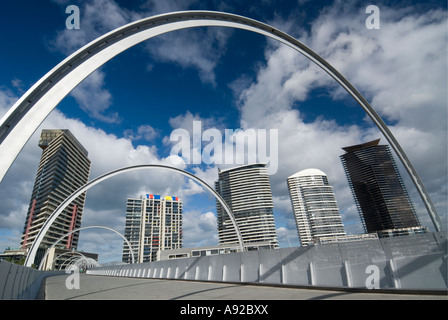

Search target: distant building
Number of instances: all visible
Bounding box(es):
[0,248,27,264]
[122,194,183,263]
[20,129,91,266]
[158,242,273,261]
[39,247,98,271]
[215,163,278,248]
[314,233,378,245]
[287,168,346,246]
[340,139,423,234]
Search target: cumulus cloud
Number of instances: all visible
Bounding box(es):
[70,70,120,123]
[123,124,160,142]
[144,27,232,85]
[183,210,218,247]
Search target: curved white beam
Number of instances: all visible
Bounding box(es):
[0,11,442,232]
[37,225,135,270]
[25,164,243,267]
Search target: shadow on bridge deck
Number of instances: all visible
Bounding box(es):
[42,274,446,300]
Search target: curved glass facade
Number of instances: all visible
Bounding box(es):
[287,168,345,246]
[215,164,278,248]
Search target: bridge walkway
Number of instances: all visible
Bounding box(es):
[42,274,446,300]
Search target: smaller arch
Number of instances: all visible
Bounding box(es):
[25,164,244,267]
[37,225,134,270]
[66,257,99,271]
[52,251,85,270]
[59,255,86,271]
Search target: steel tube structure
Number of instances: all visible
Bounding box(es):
[37,225,134,270]
[0,11,442,232]
[25,164,243,267]
[63,256,99,271]
[59,255,85,271]
[53,251,85,270]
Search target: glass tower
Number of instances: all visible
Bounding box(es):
[215,163,278,248]
[122,194,183,263]
[340,139,421,234]
[21,129,91,264]
[287,168,346,246]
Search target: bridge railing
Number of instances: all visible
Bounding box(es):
[0,260,62,299]
[88,232,447,292]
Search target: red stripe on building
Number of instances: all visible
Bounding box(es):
[66,204,78,249]
[22,199,37,249]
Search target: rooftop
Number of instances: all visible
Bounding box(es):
[288,168,326,179]
[218,163,267,174]
[342,138,381,153]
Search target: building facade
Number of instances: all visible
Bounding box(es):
[340,139,422,234]
[20,129,91,265]
[122,194,183,263]
[215,163,278,248]
[158,241,273,261]
[287,168,346,246]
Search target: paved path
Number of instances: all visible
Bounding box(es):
[43,274,446,300]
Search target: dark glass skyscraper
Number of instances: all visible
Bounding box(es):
[21,130,91,263]
[340,139,421,234]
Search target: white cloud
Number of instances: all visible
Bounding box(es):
[144,27,231,85]
[123,124,160,142]
[183,210,218,247]
[70,70,120,123]
[51,0,137,55]
[0,87,18,118]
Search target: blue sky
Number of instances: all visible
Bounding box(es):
[0,0,446,263]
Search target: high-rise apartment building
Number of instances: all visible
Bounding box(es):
[122,194,183,263]
[287,168,346,246]
[215,163,278,248]
[340,139,421,234]
[21,129,91,264]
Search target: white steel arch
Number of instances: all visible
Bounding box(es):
[37,225,135,270]
[25,164,243,267]
[0,11,442,232]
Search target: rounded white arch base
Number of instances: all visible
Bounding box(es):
[25,164,244,267]
[0,11,442,233]
[38,225,135,270]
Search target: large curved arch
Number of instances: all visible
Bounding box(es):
[37,225,135,270]
[0,11,442,232]
[25,164,243,267]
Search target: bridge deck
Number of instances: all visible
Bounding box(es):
[42,274,446,300]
